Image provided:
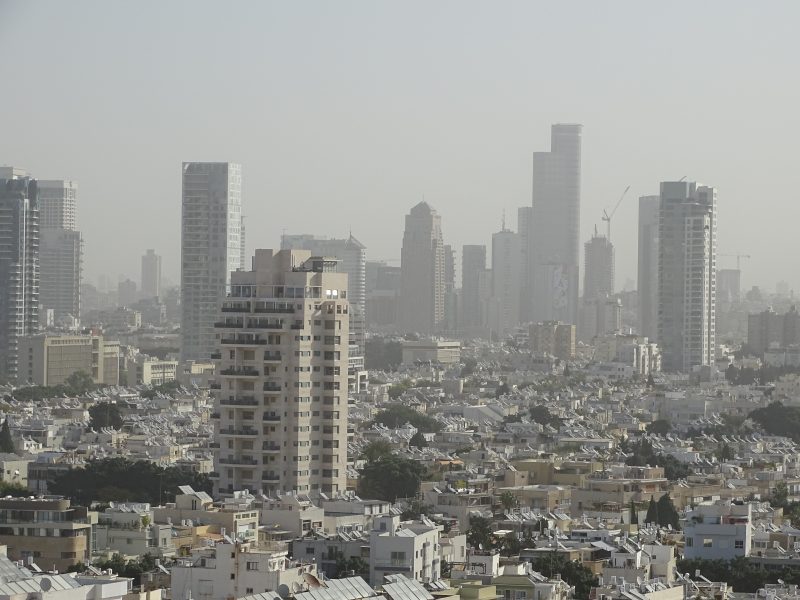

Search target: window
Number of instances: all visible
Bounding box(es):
[246,561,259,571]
[686,537,693,547]
[735,540,744,549]
[703,539,713,548]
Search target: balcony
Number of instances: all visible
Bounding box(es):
[218,456,258,465]
[220,397,259,406]
[247,322,284,329]
[221,337,268,346]
[262,473,281,482]
[263,382,282,392]
[254,307,295,314]
[209,382,221,389]
[264,353,282,362]
[263,414,281,422]
[222,303,251,313]
[220,367,259,377]
[210,352,222,360]
[219,428,259,436]
[215,321,244,328]
[262,443,281,452]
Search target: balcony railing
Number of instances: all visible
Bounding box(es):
[220,397,259,406]
[218,456,258,465]
[219,428,259,436]
[221,338,268,346]
[263,414,281,422]
[220,367,260,376]
[263,382,282,391]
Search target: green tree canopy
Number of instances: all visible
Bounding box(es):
[409,431,428,448]
[371,404,443,433]
[0,420,15,454]
[358,455,426,502]
[531,555,598,600]
[466,515,494,550]
[529,405,562,428]
[88,402,124,430]
[361,440,393,463]
[646,419,672,435]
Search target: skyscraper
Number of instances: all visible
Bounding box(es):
[443,244,457,333]
[583,232,614,300]
[489,228,521,336]
[657,181,717,372]
[280,233,366,391]
[37,180,82,324]
[529,124,582,326]
[517,206,533,323]
[0,169,39,382]
[461,244,486,331]
[211,249,348,496]
[141,249,162,299]
[399,202,445,334]
[637,195,660,339]
[181,162,243,362]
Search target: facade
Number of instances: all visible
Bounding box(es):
[593,333,662,376]
[517,206,533,323]
[96,503,173,558]
[683,502,751,560]
[401,339,461,365]
[637,195,660,340]
[19,333,120,386]
[141,249,162,299]
[718,268,741,304]
[657,181,717,372]
[369,515,441,585]
[747,306,800,355]
[400,202,445,334]
[529,321,575,360]
[583,232,614,300]
[0,496,97,572]
[581,295,622,341]
[529,124,582,326]
[127,352,178,386]
[443,244,458,333]
[211,249,349,496]
[461,245,487,332]
[366,261,401,329]
[181,162,243,362]
[37,180,82,324]
[490,229,521,337]
[0,171,39,382]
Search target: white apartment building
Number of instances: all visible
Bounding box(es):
[638,195,660,341]
[141,249,162,300]
[19,332,120,386]
[489,228,521,336]
[657,181,717,372]
[126,352,178,386]
[170,541,317,600]
[96,502,173,558]
[212,249,349,497]
[683,502,751,560]
[401,339,461,365]
[369,515,441,585]
[181,162,243,362]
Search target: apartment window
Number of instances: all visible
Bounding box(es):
[246,561,259,571]
[703,539,712,548]
[686,537,693,547]
[735,540,744,549]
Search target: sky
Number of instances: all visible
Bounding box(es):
[1,1,799,293]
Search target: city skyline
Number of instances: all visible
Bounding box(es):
[3,2,799,293]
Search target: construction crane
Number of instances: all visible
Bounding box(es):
[601,185,630,241]
[720,253,751,270]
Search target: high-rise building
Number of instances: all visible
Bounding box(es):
[141,249,162,299]
[211,249,349,496]
[399,202,445,334]
[489,228,521,336]
[366,261,401,329]
[461,245,486,331]
[118,278,138,307]
[529,321,576,360]
[584,232,614,300]
[280,234,366,391]
[637,195,660,339]
[517,206,533,323]
[181,162,243,362]
[657,181,717,372]
[443,244,457,333]
[0,170,39,382]
[529,124,582,326]
[37,180,82,324]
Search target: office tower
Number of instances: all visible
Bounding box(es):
[657,181,717,372]
[529,124,582,326]
[584,232,614,300]
[212,249,349,496]
[141,249,162,299]
[37,180,82,324]
[399,202,445,334]
[281,234,366,391]
[118,279,138,307]
[517,206,533,322]
[489,228,521,336]
[366,261,401,329]
[0,171,39,382]
[443,244,457,332]
[637,195,660,339]
[181,162,243,362]
[19,332,120,386]
[461,245,486,331]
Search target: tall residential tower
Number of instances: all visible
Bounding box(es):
[657,181,717,372]
[181,162,243,361]
[141,249,162,299]
[637,195,660,340]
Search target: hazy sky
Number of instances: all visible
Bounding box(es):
[2,1,799,293]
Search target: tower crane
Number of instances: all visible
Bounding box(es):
[601,185,630,241]
[720,253,751,270]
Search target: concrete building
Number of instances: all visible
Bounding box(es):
[118,279,137,307]
[369,515,441,585]
[96,503,173,558]
[657,181,717,372]
[211,249,349,496]
[683,502,751,560]
[581,295,622,341]
[747,306,800,355]
[126,353,178,386]
[0,496,97,572]
[0,171,39,382]
[171,541,317,600]
[461,245,487,332]
[181,162,243,362]
[400,202,445,334]
[529,321,575,360]
[490,229,521,337]
[637,195,660,340]
[584,232,614,301]
[141,249,162,300]
[718,268,741,304]
[401,339,461,365]
[529,124,582,326]
[37,179,82,325]
[258,493,324,538]
[443,244,458,333]
[19,332,120,386]
[366,261,401,329]
[517,206,533,323]
[593,333,661,376]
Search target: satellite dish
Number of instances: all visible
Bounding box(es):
[40,578,52,591]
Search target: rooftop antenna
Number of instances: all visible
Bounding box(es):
[502,209,506,231]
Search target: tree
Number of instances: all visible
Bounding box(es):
[529,405,562,428]
[771,481,789,509]
[499,491,517,512]
[644,496,658,525]
[656,493,680,530]
[361,440,393,463]
[440,558,452,578]
[358,455,426,502]
[372,405,443,433]
[716,443,734,461]
[409,431,428,448]
[64,370,96,395]
[0,420,15,454]
[646,419,672,435]
[629,500,639,525]
[401,498,433,520]
[89,402,124,430]
[531,555,597,600]
[495,383,510,398]
[467,515,493,550]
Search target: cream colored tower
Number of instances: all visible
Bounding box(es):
[212,249,349,497]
